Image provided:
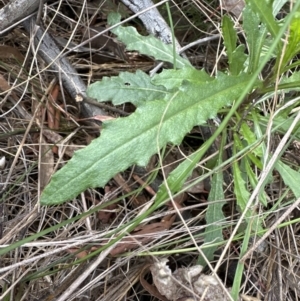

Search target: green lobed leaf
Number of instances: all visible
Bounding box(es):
[41,72,256,205]
[151,67,213,90]
[107,13,191,68]
[87,70,168,105]
[280,71,300,84]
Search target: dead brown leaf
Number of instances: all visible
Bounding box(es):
[0,45,24,62]
[109,215,175,256]
[66,248,89,259]
[221,0,245,17]
[97,203,118,223]
[39,136,54,190]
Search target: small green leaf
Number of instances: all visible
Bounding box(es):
[233,130,266,206]
[108,12,122,25]
[245,158,267,206]
[222,15,237,61]
[277,71,300,92]
[231,45,247,75]
[198,134,226,266]
[87,70,167,105]
[243,5,268,73]
[240,121,263,157]
[222,16,247,75]
[41,72,257,205]
[276,161,300,198]
[233,133,263,232]
[107,13,191,68]
[280,71,300,85]
[233,157,250,214]
[198,170,225,266]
